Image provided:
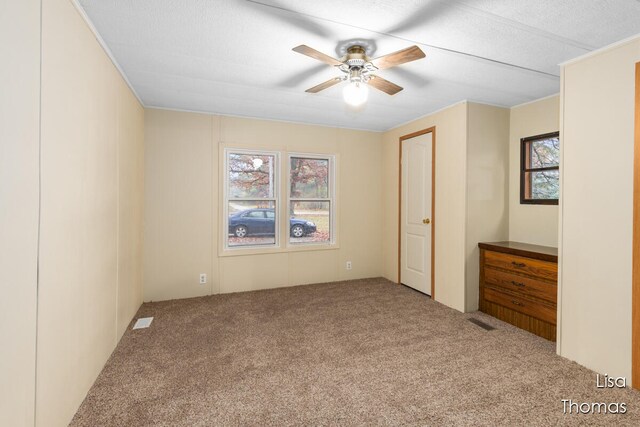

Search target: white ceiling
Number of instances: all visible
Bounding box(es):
[77,0,640,132]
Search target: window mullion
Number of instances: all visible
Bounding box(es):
[230,198,277,202]
[524,166,560,173]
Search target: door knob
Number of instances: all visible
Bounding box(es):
[423,218,431,224]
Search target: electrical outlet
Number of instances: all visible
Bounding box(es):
[346,261,352,270]
[199,273,207,285]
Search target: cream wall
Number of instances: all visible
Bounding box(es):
[465,103,510,311]
[35,1,145,426]
[117,81,145,338]
[509,95,560,247]
[147,101,511,314]
[559,37,640,379]
[0,1,40,426]
[380,102,510,313]
[144,111,214,300]
[144,109,383,301]
[381,103,469,312]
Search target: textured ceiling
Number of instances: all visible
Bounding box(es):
[77,0,640,131]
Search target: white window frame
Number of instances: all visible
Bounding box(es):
[287,153,336,247]
[223,148,281,251]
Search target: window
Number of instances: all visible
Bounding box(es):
[223,149,336,251]
[225,150,279,248]
[520,132,560,205]
[288,154,335,245]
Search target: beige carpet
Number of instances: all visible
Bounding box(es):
[71,278,640,426]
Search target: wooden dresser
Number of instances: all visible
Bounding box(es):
[478,241,558,341]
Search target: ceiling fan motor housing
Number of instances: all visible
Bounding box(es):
[342,45,374,82]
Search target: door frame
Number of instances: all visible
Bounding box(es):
[398,127,436,298]
[632,62,640,389]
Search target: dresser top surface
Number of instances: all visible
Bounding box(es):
[478,241,558,262]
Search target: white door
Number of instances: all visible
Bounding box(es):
[401,132,433,295]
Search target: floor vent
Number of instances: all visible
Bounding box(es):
[133,317,154,330]
[468,318,495,331]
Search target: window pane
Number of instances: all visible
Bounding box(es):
[528,137,559,168]
[246,211,265,218]
[290,157,329,199]
[525,170,559,200]
[228,153,275,199]
[289,201,329,244]
[228,201,276,247]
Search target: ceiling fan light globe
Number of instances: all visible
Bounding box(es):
[252,158,263,169]
[343,81,368,107]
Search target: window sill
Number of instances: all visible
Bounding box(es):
[520,200,559,206]
[219,242,339,257]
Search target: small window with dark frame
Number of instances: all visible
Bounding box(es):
[520,132,560,205]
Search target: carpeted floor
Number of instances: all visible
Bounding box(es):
[71,278,640,426]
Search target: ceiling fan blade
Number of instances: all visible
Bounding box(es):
[293,45,343,67]
[385,1,451,35]
[305,78,342,93]
[245,0,331,38]
[277,64,328,88]
[385,67,429,87]
[368,76,403,95]
[370,46,426,70]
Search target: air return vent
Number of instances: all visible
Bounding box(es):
[468,318,495,331]
[133,317,154,330]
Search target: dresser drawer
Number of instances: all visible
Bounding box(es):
[484,267,557,303]
[484,250,557,281]
[484,288,556,325]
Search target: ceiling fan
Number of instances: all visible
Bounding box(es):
[292,44,426,106]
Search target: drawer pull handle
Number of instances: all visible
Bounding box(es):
[511,281,525,287]
[511,261,526,268]
[512,300,524,307]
